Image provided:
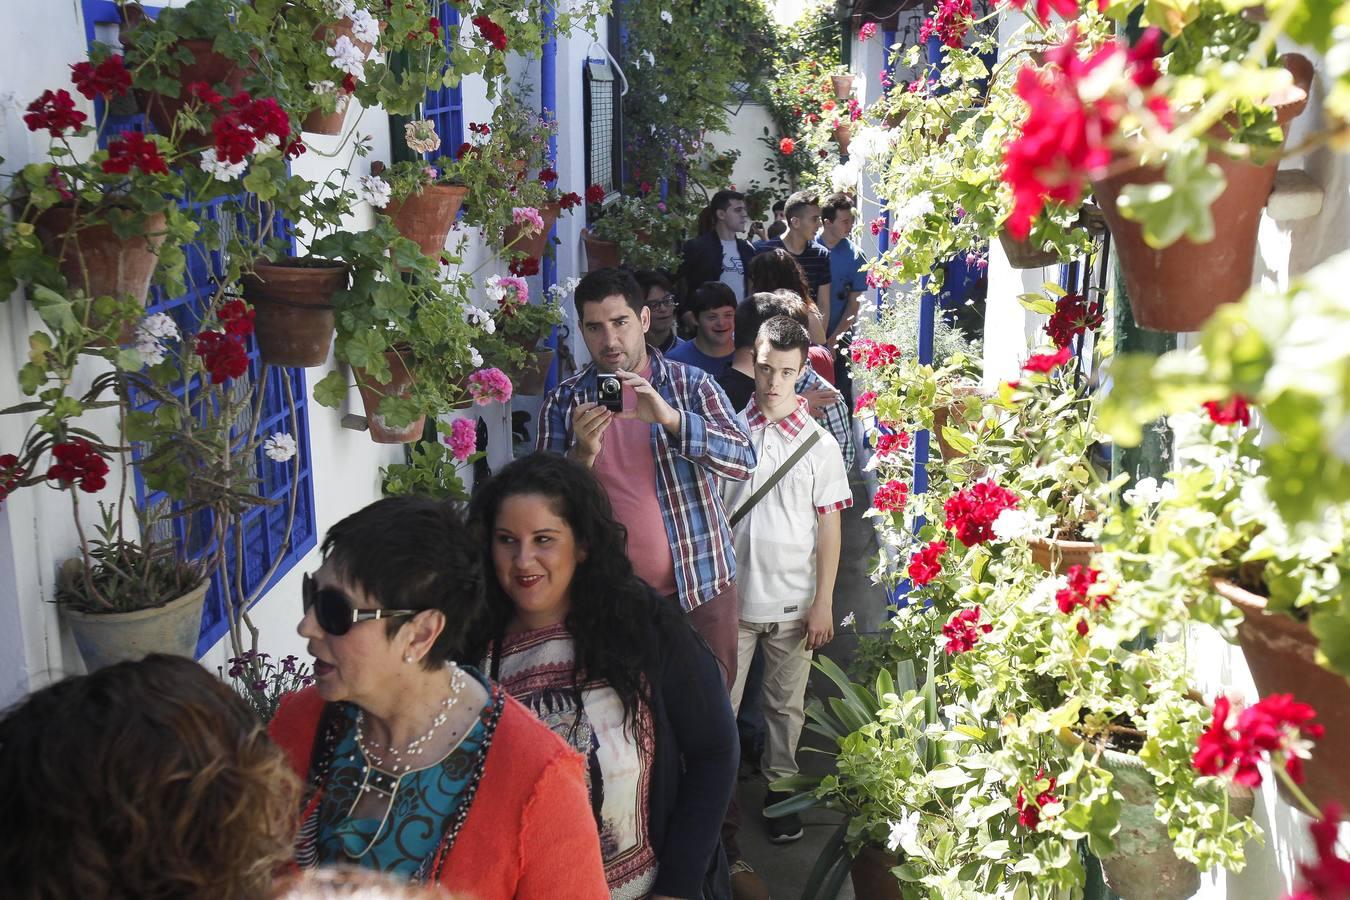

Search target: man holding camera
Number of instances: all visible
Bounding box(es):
[537,268,757,687]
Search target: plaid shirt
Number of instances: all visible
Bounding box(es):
[796,368,856,473]
[536,348,757,612]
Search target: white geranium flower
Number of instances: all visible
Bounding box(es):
[830,157,862,192]
[1121,476,1176,508]
[327,35,368,78]
[658,93,668,104]
[992,508,1053,543]
[349,8,380,44]
[513,7,529,21]
[642,50,655,67]
[546,276,581,304]
[200,148,248,182]
[134,313,180,366]
[463,304,497,334]
[484,275,507,305]
[1023,574,1068,614]
[324,0,357,17]
[357,174,392,208]
[839,611,856,628]
[468,346,484,367]
[263,432,298,463]
[891,191,935,234]
[659,9,673,22]
[887,812,919,853]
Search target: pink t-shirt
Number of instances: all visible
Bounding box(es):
[591,364,678,597]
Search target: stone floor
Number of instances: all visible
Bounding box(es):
[735,472,890,900]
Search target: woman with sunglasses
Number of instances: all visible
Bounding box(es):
[465,452,739,900]
[268,495,607,898]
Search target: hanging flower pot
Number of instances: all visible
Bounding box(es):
[831,73,855,100]
[241,258,348,367]
[932,384,983,460]
[140,39,245,148]
[849,845,904,900]
[355,348,425,443]
[1091,55,1313,332]
[998,229,1062,269]
[502,201,560,262]
[507,349,555,397]
[1214,578,1350,811]
[62,577,209,671]
[582,227,620,271]
[301,17,378,135]
[832,124,852,157]
[1029,525,1100,574]
[382,185,469,258]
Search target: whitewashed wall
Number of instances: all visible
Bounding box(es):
[0,5,605,706]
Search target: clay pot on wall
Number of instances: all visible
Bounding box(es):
[60,566,209,671]
[142,40,245,147]
[1214,578,1350,811]
[831,73,855,100]
[998,229,1062,269]
[382,185,469,258]
[301,17,377,135]
[932,384,983,460]
[581,228,621,271]
[502,201,560,262]
[355,349,425,443]
[242,258,349,367]
[1091,54,1313,332]
[507,349,555,397]
[849,845,904,900]
[832,124,852,157]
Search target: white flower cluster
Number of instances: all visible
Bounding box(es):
[349,8,380,44]
[358,174,392,208]
[263,432,298,463]
[891,191,936,234]
[887,811,919,853]
[546,276,582,304]
[200,148,248,182]
[1121,476,1176,508]
[134,313,180,366]
[659,9,673,22]
[468,346,484,367]
[327,35,368,79]
[463,304,497,333]
[991,508,1054,543]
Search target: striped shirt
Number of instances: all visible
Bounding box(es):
[537,349,756,612]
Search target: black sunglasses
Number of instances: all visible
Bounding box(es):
[303,573,420,636]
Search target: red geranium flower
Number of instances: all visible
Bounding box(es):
[908,540,947,586]
[218,299,256,338]
[942,605,992,654]
[1022,346,1073,373]
[186,81,224,107]
[1193,694,1324,787]
[71,55,131,100]
[919,0,972,48]
[1015,770,1059,829]
[472,15,508,51]
[509,256,540,277]
[1290,803,1350,900]
[1044,293,1103,348]
[538,167,558,184]
[1002,0,1079,26]
[585,183,606,205]
[943,480,1019,546]
[103,133,169,176]
[779,137,796,155]
[850,339,900,370]
[46,439,108,493]
[558,191,583,210]
[428,16,441,39]
[0,453,27,506]
[1055,564,1110,634]
[873,479,908,513]
[874,430,910,456]
[24,89,86,137]
[853,391,877,414]
[1202,395,1252,427]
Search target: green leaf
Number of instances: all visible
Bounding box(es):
[1284,0,1338,52]
[30,285,80,334]
[313,370,349,408]
[1116,143,1226,247]
[927,765,975,789]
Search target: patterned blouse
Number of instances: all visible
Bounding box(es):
[487,624,659,899]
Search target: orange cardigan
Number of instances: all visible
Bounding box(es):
[269,687,609,900]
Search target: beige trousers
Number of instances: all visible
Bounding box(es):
[729,618,811,784]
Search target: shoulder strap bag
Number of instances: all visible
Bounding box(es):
[728,430,821,529]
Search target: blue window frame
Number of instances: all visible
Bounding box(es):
[82,0,317,656]
[424,3,465,157]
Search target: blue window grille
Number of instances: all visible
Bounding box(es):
[82,0,317,656]
[424,3,464,157]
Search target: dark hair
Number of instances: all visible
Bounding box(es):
[686,281,738,317]
[766,220,787,240]
[0,654,298,900]
[465,452,688,733]
[784,190,820,224]
[574,267,644,320]
[771,199,786,214]
[748,248,812,305]
[820,192,856,222]
[754,315,810,362]
[734,290,809,350]
[633,268,673,299]
[321,495,486,669]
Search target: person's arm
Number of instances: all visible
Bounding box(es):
[669,373,756,482]
[827,291,863,346]
[807,282,830,345]
[535,386,572,454]
[649,623,740,900]
[798,371,855,472]
[515,753,610,899]
[804,509,842,650]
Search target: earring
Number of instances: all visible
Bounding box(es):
[404,654,414,664]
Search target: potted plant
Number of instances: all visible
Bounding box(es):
[379,419,482,501]
[241,257,350,367]
[368,134,471,258]
[587,191,684,272]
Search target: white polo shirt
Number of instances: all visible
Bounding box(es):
[722,396,852,623]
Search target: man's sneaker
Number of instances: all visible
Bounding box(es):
[763,791,804,844]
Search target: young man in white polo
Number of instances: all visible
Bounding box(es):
[721,315,851,844]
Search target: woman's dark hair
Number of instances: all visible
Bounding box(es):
[0,654,299,900]
[748,248,812,305]
[322,495,486,670]
[734,290,810,350]
[465,452,683,732]
[633,268,674,299]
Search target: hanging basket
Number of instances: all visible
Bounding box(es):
[831,73,856,100]
[355,349,426,443]
[1214,578,1350,811]
[61,577,209,672]
[998,229,1062,269]
[582,227,621,271]
[242,258,349,367]
[382,185,469,258]
[849,845,904,900]
[1091,54,1313,332]
[832,124,852,157]
[502,201,561,261]
[301,17,377,135]
[139,39,246,148]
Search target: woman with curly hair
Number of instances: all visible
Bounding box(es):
[466,452,738,900]
[269,495,607,898]
[0,653,298,900]
[746,250,836,385]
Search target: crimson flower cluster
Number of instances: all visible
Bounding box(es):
[24,89,87,137]
[1015,770,1059,829]
[1023,345,1073,373]
[1004,0,1083,26]
[103,132,169,176]
[509,257,541,277]
[873,479,908,513]
[1192,693,1323,787]
[585,183,606,205]
[558,191,583,210]
[1002,28,1168,239]
[1044,293,1103,348]
[874,429,910,456]
[71,54,131,100]
[1055,564,1111,635]
[943,480,1019,546]
[850,339,900,370]
[943,605,992,654]
[0,454,26,506]
[473,15,508,51]
[208,92,296,163]
[853,390,877,414]
[427,16,442,39]
[194,300,255,384]
[46,439,109,493]
[1290,803,1350,900]
[908,540,947,586]
[779,137,796,155]
[1203,394,1252,427]
[919,0,972,49]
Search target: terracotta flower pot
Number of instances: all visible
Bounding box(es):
[140,39,245,148]
[581,228,621,271]
[502,201,560,261]
[242,259,349,367]
[1029,532,1100,574]
[356,349,425,443]
[831,73,855,100]
[507,349,555,397]
[301,17,377,135]
[833,124,852,156]
[1214,578,1350,811]
[382,185,469,258]
[932,384,983,460]
[999,229,1062,269]
[1091,55,1313,332]
[62,579,209,671]
[849,845,904,900]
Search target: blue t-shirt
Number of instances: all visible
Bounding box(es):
[752,238,832,299]
[665,340,734,376]
[826,238,869,334]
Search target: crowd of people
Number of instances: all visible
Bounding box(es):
[0,188,872,900]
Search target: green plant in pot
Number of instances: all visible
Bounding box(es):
[379,419,482,502]
[587,192,685,274]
